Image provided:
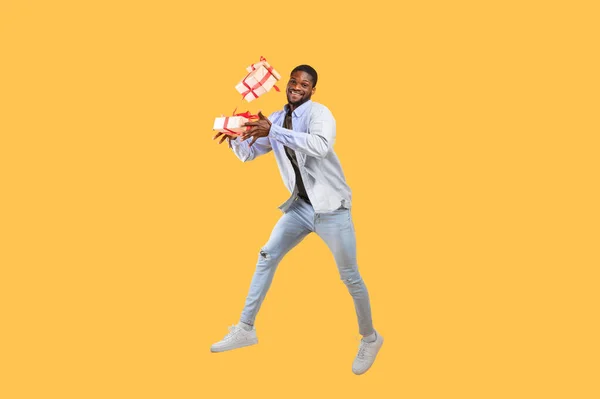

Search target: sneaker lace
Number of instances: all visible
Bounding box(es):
[224,325,241,339]
[357,341,368,359]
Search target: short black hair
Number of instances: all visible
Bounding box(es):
[291,64,318,87]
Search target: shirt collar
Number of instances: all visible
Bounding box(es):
[284,100,312,118]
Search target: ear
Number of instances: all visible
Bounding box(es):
[312,86,317,95]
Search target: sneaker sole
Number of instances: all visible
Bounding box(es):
[210,339,258,353]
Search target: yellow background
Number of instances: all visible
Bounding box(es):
[1,1,598,398]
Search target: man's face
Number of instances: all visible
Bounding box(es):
[286,71,316,108]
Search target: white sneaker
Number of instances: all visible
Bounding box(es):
[210,324,258,353]
[352,331,384,375]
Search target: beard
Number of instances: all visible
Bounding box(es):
[287,91,311,107]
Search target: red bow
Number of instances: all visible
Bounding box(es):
[234,111,259,120]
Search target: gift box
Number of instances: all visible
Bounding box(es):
[235,58,281,102]
[213,112,258,136]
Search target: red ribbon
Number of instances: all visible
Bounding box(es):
[234,111,259,120]
[241,80,260,100]
[222,117,237,135]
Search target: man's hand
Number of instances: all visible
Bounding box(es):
[241,111,271,147]
[213,131,238,145]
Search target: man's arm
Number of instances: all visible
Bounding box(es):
[228,135,272,162]
[268,106,336,159]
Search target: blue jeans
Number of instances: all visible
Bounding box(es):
[240,198,374,336]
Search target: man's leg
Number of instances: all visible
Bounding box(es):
[314,207,383,374]
[211,201,312,353]
[239,202,312,326]
[314,208,374,336]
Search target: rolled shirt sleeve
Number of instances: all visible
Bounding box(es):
[269,106,336,159]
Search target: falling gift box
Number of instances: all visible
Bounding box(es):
[235,58,281,102]
[213,112,259,136]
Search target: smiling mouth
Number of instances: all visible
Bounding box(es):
[289,89,303,97]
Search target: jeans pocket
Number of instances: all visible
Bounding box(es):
[335,205,351,221]
[317,207,350,226]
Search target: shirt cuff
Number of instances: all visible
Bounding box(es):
[228,136,240,149]
[269,124,288,145]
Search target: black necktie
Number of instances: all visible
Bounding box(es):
[284,109,293,130]
[283,109,311,204]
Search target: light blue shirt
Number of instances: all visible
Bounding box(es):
[229,100,352,213]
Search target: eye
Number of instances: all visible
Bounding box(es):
[301,83,309,88]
